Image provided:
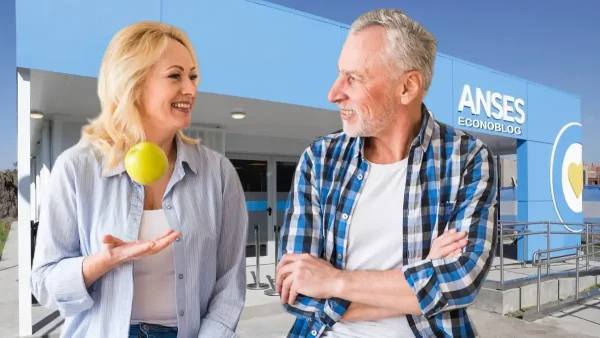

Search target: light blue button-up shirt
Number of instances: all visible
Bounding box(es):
[31,135,248,338]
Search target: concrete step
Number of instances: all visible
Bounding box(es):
[474,275,600,315]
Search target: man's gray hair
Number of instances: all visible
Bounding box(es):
[350,8,437,91]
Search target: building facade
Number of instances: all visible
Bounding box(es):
[3,0,589,336]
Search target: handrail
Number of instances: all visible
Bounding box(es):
[495,219,600,313]
[497,220,599,284]
[532,241,600,267]
[530,240,600,312]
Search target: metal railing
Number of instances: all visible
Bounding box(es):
[532,241,599,312]
[496,220,600,314]
[498,220,600,284]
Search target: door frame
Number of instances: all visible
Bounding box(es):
[226,153,299,267]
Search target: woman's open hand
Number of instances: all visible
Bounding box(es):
[101,229,181,265]
[83,229,181,288]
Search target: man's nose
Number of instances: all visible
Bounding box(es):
[327,77,346,104]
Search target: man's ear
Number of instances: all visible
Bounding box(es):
[399,71,423,105]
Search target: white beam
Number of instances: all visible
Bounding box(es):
[17,68,32,337]
[40,119,51,220]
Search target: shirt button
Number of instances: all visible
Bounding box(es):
[175,237,181,242]
[167,205,172,209]
[337,253,343,259]
[357,174,363,180]
[180,311,184,316]
[342,213,348,220]
[311,330,317,336]
[179,274,183,279]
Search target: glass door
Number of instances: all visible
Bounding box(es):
[228,154,274,266]
[227,153,299,267]
[274,156,299,249]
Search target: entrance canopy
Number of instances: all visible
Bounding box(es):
[29,69,517,163]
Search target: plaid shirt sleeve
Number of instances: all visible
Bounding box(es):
[278,145,349,328]
[402,142,498,318]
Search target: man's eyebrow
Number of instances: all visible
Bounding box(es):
[339,69,364,79]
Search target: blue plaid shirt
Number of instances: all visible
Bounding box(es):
[278,104,498,337]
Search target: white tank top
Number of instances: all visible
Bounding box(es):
[323,158,414,337]
[130,209,178,327]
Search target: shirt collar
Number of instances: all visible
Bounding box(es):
[102,133,199,178]
[355,103,434,158]
[412,103,435,152]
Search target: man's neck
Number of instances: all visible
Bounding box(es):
[363,105,423,164]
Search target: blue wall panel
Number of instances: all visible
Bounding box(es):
[162,0,343,111]
[526,83,581,144]
[16,0,161,78]
[452,60,528,140]
[424,55,453,125]
[516,141,553,202]
[0,0,16,170]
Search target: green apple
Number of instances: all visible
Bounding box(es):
[124,142,168,185]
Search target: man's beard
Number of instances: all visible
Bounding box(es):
[342,96,397,138]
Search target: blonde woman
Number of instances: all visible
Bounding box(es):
[30,22,248,338]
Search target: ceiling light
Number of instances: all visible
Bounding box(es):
[231,110,246,120]
[30,111,44,119]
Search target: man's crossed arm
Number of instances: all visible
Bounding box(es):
[276,228,470,322]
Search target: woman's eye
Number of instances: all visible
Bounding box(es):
[190,74,198,81]
[169,74,181,79]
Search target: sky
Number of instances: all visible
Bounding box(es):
[0,1,598,169]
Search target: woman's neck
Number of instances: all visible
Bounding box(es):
[145,132,177,163]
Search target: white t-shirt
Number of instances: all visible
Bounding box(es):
[323,158,414,338]
[130,209,178,327]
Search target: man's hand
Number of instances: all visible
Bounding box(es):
[427,228,468,260]
[274,229,467,311]
[276,253,342,305]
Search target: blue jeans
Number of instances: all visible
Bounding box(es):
[129,323,178,338]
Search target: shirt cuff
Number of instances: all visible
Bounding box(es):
[198,318,237,338]
[402,259,445,317]
[52,256,95,316]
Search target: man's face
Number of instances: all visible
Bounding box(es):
[328,26,400,138]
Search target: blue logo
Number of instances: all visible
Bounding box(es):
[549,122,583,223]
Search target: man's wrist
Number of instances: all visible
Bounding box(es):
[330,270,348,299]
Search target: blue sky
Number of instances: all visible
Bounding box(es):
[0,1,598,169]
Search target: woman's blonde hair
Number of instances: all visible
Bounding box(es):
[82,21,199,171]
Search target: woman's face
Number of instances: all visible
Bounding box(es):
[140,39,199,136]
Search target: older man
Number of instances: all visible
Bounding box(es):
[276,8,498,338]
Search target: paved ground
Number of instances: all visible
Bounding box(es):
[1,221,600,337]
[235,302,600,338]
[535,298,600,338]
